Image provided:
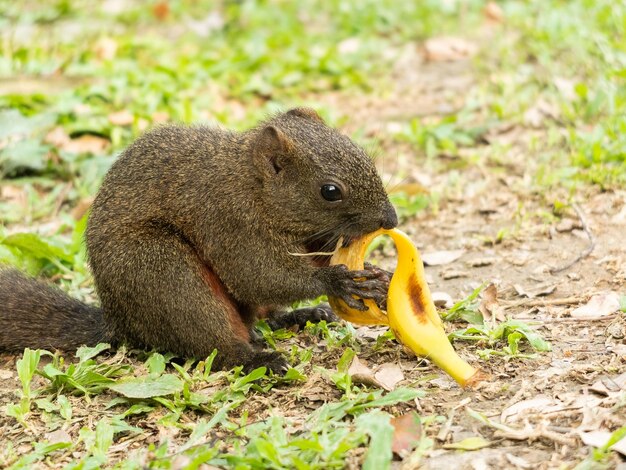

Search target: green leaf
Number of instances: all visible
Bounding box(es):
[2,233,72,264]
[145,352,166,376]
[108,374,184,398]
[356,411,394,470]
[352,387,424,412]
[337,348,355,373]
[76,343,110,363]
[231,367,267,392]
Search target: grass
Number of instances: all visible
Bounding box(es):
[1,0,625,468]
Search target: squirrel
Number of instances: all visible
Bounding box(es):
[0,108,398,373]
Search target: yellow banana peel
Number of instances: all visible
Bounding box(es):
[329,228,484,388]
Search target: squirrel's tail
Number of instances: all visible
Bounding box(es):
[0,268,111,352]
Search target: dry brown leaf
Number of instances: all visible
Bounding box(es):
[441,270,469,280]
[432,291,453,308]
[513,283,557,298]
[44,127,71,148]
[45,429,71,444]
[423,37,478,62]
[354,326,388,340]
[1,185,27,207]
[108,110,134,126]
[467,257,495,267]
[479,283,505,322]
[500,395,563,423]
[523,99,559,128]
[422,249,465,266]
[374,363,404,391]
[62,135,110,154]
[391,411,422,456]
[571,292,620,318]
[94,37,118,61]
[152,111,170,123]
[580,431,626,456]
[555,218,583,233]
[348,356,384,389]
[483,2,505,22]
[71,197,94,220]
[153,1,170,21]
[589,372,626,396]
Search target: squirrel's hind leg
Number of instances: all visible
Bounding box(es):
[90,231,288,374]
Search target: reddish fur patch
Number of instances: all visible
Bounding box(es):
[199,264,250,343]
[408,273,428,324]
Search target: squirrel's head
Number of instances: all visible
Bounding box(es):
[251,107,398,254]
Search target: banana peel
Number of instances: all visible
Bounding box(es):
[329,228,484,388]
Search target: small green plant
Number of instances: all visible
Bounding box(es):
[5,348,43,426]
[443,286,552,358]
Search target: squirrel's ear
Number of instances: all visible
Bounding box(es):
[286,107,324,123]
[253,125,294,176]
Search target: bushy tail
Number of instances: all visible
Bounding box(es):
[0,268,111,352]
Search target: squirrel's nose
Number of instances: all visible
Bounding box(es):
[381,203,398,229]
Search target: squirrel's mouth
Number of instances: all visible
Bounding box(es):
[304,238,334,267]
[303,232,357,267]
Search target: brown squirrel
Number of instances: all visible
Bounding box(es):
[0,108,397,373]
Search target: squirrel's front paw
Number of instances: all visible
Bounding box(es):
[325,264,389,311]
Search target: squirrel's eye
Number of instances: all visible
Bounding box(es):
[320,183,343,202]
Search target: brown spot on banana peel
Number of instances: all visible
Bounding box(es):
[407,272,428,324]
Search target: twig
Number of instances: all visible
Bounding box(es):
[502,295,587,309]
[514,314,617,323]
[549,203,596,274]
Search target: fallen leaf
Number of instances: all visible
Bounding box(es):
[501,395,563,423]
[338,37,361,54]
[553,77,577,101]
[579,431,626,455]
[374,363,404,391]
[589,372,626,396]
[349,356,384,389]
[479,283,504,322]
[391,412,422,456]
[45,429,72,444]
[442,436,492,450]
[441,270,469,280]
[44,127,71,148]
[467,257,495,267]
[61,134,110,154]
[483,2,505,22]
[94,37,118,61]
[152,111,170,123]
[555,218,583,233]
[571,292,620,318]
[108,110,134,126]
[71,197,94,220]
[0,369,13,379]
[354,326,388,340]
[422,249,465,266]
[513,283,557,298]
[187,11,225,37]
[432,291,453,308]
[423,37,478,62]
[1,185,27,206]
[505,453,532,469]
[153,1,170,21]
[523,99,559,128]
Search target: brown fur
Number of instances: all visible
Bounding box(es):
[0,108,397,372]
